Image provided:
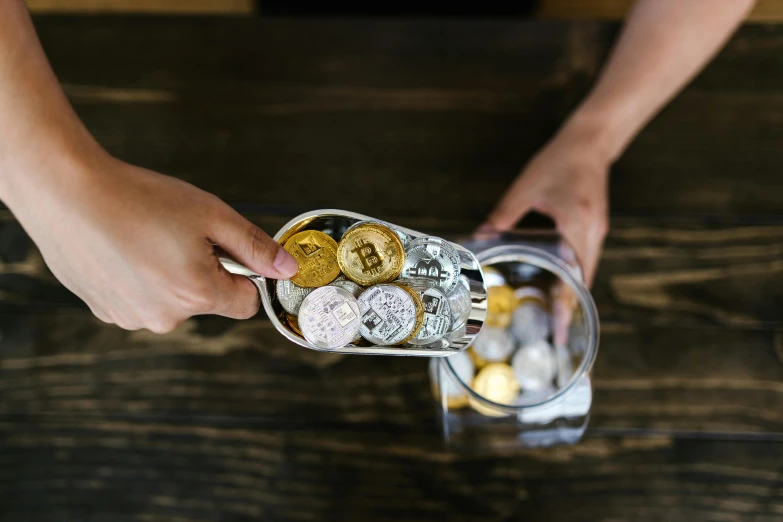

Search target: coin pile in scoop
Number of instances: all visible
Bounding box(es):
[431,266,575,415]
[276,221,473,349]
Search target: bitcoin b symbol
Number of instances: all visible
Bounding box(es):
[352,241,383,273]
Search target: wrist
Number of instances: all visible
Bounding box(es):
[558,100,634,166]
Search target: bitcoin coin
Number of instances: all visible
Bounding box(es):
[428,352,474,409]
[298,286,361,349]
[328,275,365,299]
[285,313,303,336]
[283,230,341,288]
[472,326,515,363]
[345,220,410,248]
[512,339,556,391]
[402,236,461,294]
[357,284,419,346]
[486,284,517,328]
[276,278,314,315]
[469,363,520,416]
[407,286,451,346]
[510,300,551,346]
[337,224,405,286]
[446,276,472,331]
[391,283,425,344]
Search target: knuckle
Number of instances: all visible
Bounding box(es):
[146,317,180,334]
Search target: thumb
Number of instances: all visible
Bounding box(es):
[483,187,533,232]
[208,271,262,320]
[211,210,298,280]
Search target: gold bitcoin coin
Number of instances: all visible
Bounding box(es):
[392,283,425,344]
[285,314,303,336]
[337,223,404,286]
[485,284,517,328]
[283,230,341,288]
[469,363,520,417]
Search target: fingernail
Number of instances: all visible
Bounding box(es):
[273,248,298,279]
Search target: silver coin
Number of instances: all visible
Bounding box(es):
[408,286,452,346]
[344,219,409,247]
[481,267,507,288]
[402,236,461,294]
[472,326,515,362]
[357,284,419,346]
[395,277,436,293]
[512,340,557,391]
[328,275,365,299]
[429,350,474,399]
[446,276,472,331]
[513,386,558,406]
[510,301,551,346]
[276,279,314,316]
[298,286,361,349]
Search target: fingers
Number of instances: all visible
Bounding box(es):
[483,179,534,231]
[211,209,298,280]
[208,271,261,320]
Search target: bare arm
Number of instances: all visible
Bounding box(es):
[0,1,297,332]
[486,0,756,284]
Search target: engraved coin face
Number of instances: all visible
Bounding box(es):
[345,220,410,248]
[328,275,365,299]
[283,230,341,288]
[469,363,520,415]
[402,237,461,294]
[485,285,517,328]
[446,276,472,331]
[408,286,452,346]
[512,340,556,391]
[276,278,314,315]
[472,326,515,363]
[337,224,405,286]
[510,301,551,347]
[298,286,361,349]
[357,284,419,346]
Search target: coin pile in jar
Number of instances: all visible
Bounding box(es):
[276,221,473,349]
[431,265,575,415]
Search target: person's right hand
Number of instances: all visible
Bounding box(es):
[5,145,298,333]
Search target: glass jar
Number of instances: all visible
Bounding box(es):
[429,230,599,449]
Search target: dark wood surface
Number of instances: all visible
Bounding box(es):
[0,16,782,521]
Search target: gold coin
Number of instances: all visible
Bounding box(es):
[283,230,341,288]
[469,363,520,417]
[485,285,517,328]
[392,283,425,344]
[337,223,404,286]
[285,314,303,336]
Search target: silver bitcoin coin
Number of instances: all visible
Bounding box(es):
[298,286,361,349]
[402,236,461,294]
[429,350,474,398]
[408,286,452,346]
[357,284,419,346]
[344,219,410,247]
[395,277,436,293]
[510,301,551,346]
[276,278,314,316]
[512,339,557,391]
[446,275,472,331]
[472,326,515,362]
[328,275,365,299]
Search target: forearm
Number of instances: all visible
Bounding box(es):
[0,0,99,205]
[562,0,755,164]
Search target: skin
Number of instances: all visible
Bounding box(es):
[0,0,756,335]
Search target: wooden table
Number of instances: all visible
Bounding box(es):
[1,16,782,521]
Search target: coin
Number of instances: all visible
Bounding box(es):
[345,220,410,248]
[485,284,517,328]
[512,339,557,391]
[446,276,472,332]
[480,265,507,288]
[513,386,558,406]
[428,352,474,409]
[283,230,341,288]
[402,236,461,294]
[337,223,405,286]
[510,300,551,346]
[357,284,419,346]
[467,345,489,369]
[328,275,365,299]
[469,363,520,416]
[391,283,425,344]
[298,286,361,349]
[471,326,515,363]
[285,313,303,336]
[407,286,452,346]
[276,278,314,315]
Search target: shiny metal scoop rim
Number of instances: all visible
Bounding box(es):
[221,209,488,357]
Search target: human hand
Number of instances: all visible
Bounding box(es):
[482,125,610,287]
[5,147,298,333]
